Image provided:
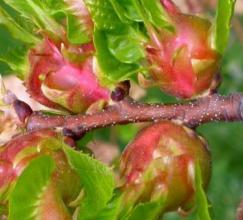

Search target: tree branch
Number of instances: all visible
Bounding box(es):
[26,93,243,136]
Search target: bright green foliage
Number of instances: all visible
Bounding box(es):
[0,35,29,77]
[86,0,147,85]
[194,162,212,220]
[94,29,140,85]
[139,0,172,30]
[63,146,115,220]
[0,0,37,76]
[0,0,93,74]
[2,0,63,39]
[1,0,92,43]
[107,28,145,64]
[125,199,165,220]
[214,0,236,54]
[84,0,123,30]
[95,192,123,220]
[108,0,133,23]
[67,14,90,44]
[0,8,38,44]
[113,0,142,22]
[8,156,55,220]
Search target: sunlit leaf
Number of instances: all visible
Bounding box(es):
[126,200,164,220]
[84,0,124,31]
[63,146,115,220]
[140,0,173,30]
[0,26,29,77]
[108,0,131,23]
[113,0,142,22]
[94,29,140,85]
[66,13,90,44]
[0,8,38,44]
[213,0,236,54]
[107,27,145,64]
[2,0,63,39]
[95,191,122,220]
[8,156,55,220]
[195,161,212,220]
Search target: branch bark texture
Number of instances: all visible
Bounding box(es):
[26,93,243,136]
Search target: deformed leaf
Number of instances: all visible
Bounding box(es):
[213,0,236,54]
[63,146,115,220]
[8,156,55,220]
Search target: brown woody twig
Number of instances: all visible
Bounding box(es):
[26,93,243,137]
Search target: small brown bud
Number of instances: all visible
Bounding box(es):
[111,80,131,102]
[62,128,86,140]
[13,99,33,122]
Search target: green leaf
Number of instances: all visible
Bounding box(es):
[0,62,11,76]
[0,4,38,77]
[57,0,92,44]
[3,0,63,39]
[0,0,37,32]
[213,0,236,54]
[8,156,55,220]
[94,29,140,85]
[67,13,90,44]
[33,0,92,44]
[195,162,212,220]
[0,8,38,44]
[140,0,173,30]
[26,0,92,44]
[34,0,66,12]
[84,0,124,31]
[107,27,145,64]
[63,146,115,220]
[0,26,29,77]
[95,191,123,220]
[126,198,165,220]
[0,49,28,78]
[114,0,142,22]
[108,0,133,23]
[85,0,146,83]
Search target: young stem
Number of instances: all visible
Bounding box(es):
[27,93,243,137]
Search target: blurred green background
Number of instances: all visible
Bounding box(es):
[0,1,243,220]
